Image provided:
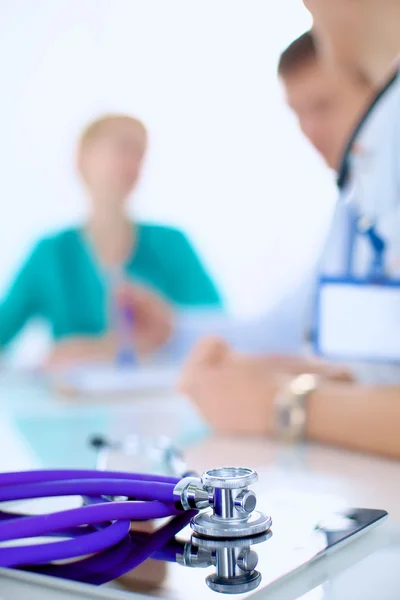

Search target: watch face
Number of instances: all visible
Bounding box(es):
[1,500,387,600]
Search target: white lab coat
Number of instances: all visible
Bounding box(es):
[319,71,400,383]
[323,72,400,280]
[168,72,400,384]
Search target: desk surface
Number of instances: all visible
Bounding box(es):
[1,372,400,599]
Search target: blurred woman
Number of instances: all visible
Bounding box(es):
[0,114,221,364]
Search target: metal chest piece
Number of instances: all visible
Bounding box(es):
[190,467,272,539]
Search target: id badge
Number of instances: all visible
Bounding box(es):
[315,277,400,362]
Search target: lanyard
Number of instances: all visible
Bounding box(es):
[357,218,387,278]
[345,206,387,279]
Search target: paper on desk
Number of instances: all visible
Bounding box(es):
[50,364,179,394]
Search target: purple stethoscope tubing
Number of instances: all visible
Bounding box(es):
[0,480,176,505]
[0,469,182,568]
[2,518,131,568]
[0,469,179,486]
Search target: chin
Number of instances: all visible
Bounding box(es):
[322,155,337,171]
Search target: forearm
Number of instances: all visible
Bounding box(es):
[239,354,352,381]
[46,335,116,367]
[306,383,400,459]
[184,364,400,458]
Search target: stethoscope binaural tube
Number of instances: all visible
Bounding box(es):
[0,469,182,568]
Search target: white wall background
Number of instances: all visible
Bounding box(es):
[0,0,337,320]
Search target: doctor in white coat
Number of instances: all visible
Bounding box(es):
[179,11,400,459]
[308,0,400,381]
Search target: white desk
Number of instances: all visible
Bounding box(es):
[1,372,400,599]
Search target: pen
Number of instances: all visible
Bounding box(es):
[115,301,138,367]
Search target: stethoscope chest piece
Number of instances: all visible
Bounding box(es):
[189,467,272,539]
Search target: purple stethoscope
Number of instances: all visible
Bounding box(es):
[0,465,271,592]
[0,277,271,591]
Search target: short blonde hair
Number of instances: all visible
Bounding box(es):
[78,113,148,154]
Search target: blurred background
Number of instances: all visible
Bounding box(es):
[0,0,336,360]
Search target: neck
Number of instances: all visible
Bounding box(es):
[86,207,134,268]
[362,11,400,84]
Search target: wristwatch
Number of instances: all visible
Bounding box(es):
[274,373,319,443]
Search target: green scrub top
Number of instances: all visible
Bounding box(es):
[0,223,222,347]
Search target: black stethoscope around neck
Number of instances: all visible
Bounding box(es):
[336,71,399,191]
[336,71,399,278]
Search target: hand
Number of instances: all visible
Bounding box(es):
[179,337,352,435]
[179,337,280,435]
[180,337,352,387]
[116,282,174,355]
[46,284,174,368]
